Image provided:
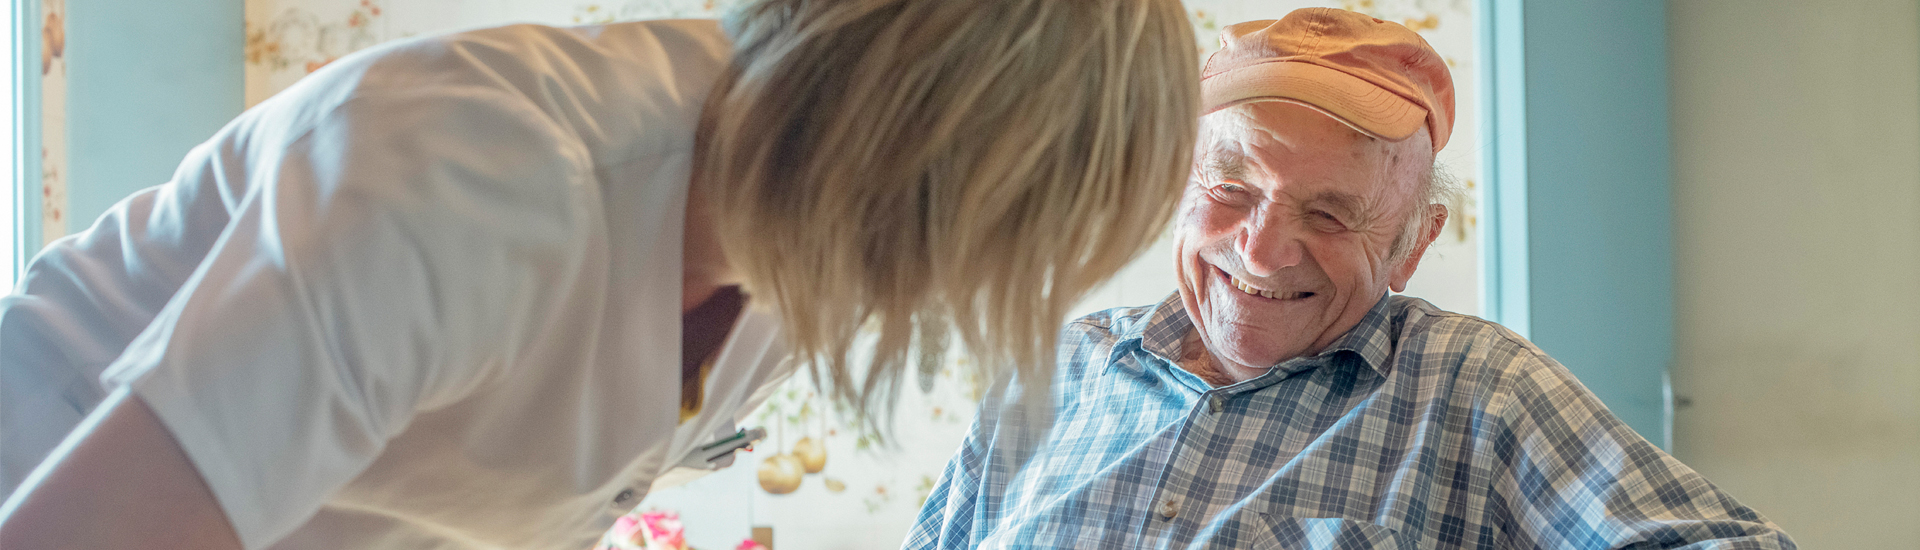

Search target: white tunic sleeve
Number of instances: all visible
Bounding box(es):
[0,160,234,493]
[101,86,596,548]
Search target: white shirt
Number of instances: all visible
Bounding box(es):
[0,20,793,549]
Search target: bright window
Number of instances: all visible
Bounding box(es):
[0,0,16,291]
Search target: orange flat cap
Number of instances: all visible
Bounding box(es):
[1201,8,1456,152]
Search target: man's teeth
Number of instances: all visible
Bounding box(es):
[1231,277,1278,299]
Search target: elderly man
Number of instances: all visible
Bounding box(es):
[906,8,1794,549]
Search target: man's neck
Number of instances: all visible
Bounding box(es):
[1176,329,1250,387]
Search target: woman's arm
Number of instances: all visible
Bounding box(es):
[0,388,242,550]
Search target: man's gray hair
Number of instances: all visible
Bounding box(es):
[1387,161,1461,262]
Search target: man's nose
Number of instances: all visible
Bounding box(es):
[1236,214,1303,278]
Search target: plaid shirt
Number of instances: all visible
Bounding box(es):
[907,294,1794,549]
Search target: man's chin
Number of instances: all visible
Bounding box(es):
[1208,342,1300,373]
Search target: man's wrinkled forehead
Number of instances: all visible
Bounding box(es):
[1191,103,1428,218]
[1199,145,1253,183]
[1208,102,1430,170]
[1192,109,1271,184]
[1194,104,1380,182]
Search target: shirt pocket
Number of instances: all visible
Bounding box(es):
[1241,515,1414,550]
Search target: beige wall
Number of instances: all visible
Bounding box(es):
[1669,1,1920,546]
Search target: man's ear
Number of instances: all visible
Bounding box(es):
[1388,204,1448,292]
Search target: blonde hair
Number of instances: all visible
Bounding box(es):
[696,0,1198,426]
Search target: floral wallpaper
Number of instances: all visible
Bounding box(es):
[231,1,1478,548]
[245,0,397,107]
[243,0,742,107]
[630,355,987,549]
[40,0,66,244]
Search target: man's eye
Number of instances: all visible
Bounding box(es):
[1306,210,1346,231]
[1210,183,1253,203]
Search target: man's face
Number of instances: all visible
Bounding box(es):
[1173,101,1438,381]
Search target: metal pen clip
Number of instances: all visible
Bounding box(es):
[677,427,766,470]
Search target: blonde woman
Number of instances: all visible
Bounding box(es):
[0,1,1197,548]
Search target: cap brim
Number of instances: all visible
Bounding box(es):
[1202,61,1426,143]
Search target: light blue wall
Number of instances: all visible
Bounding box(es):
[63,0,242,241]
[1481,0,1673,445]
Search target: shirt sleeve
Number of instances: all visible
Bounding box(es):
[904,404,994,550]
[104,88,595,549]
[905,317,1120,550]
[1494,359,1797,549]
[906,364,1065,550]
[0,135,247,494]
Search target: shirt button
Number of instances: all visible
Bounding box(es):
[1159,497,1180,519]
[1208,395,1225,414]
[612,488,638,507]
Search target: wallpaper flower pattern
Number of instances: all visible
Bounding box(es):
[245,0,396,106]
[40,0,67,243]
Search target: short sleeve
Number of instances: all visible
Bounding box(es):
[104,88,595,548]
[0,135,247,493]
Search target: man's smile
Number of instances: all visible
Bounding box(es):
[1213,266,1316,301]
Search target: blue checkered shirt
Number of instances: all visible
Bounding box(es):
[906,294,1793,549]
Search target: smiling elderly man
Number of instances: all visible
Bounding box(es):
[905,8,1795,550]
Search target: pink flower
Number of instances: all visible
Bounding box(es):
[638,510,687,550]
[611,515,646,545]
[736,540,770,550]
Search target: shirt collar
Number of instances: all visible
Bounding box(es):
[1137,293,1193,364]
[1319,293,1396,376]
[1124,292,1397,378]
